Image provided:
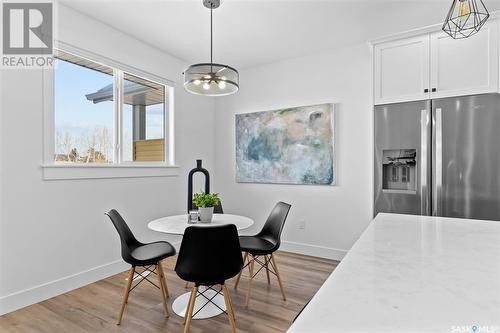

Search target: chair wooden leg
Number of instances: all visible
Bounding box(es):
[264,256,271,284]
[117,266,135,325]
[183,286,195,325]
[157,261,169,298]
[156,264,169,317]
[245,256,255,307]
[183,286,197,333]
[227,287,236,320]
[234,252,248,290]
[222,284,237,333]
[271,254,286,301]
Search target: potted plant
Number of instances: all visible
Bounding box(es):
[193,192,220,223]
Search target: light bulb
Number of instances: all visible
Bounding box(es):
[193,79,201,85]
[457,0,471,28]
[458,0,471,18]
[218,80,227,89]
[203,82,210,90]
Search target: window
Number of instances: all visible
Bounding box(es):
[53,49,173,164]
[122,73,166,162]
[54,54,114,163]
[43,46,176,180]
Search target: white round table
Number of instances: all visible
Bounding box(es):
[147,213,254,319]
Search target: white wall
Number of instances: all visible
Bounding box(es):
[0,5,376,315]
[0,5,215,314]
[214,43,373,260]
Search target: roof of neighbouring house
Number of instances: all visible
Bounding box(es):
[85,81,164,106]
[56,50,164,106]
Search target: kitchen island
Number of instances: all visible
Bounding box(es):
[288,213,500,333]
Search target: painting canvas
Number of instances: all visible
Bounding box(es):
[235,103,335,185]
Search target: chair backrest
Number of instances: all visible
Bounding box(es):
[214,201,224,214]
[175,225,243,285]
[105,209,140,264]
[257,202,291,251]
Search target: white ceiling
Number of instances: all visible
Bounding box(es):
[61,0,500,69]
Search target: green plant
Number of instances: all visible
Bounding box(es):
[193,192,220,208]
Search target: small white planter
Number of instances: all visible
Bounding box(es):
[198,207,214,223]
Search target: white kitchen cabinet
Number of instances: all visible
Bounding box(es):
[374,35,430,105]
[430,20,498,99]
[374,19,499,105]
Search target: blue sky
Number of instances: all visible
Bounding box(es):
[54,59,164,159]
[54,59,114,131]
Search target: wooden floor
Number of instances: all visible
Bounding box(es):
[0,252,337,333]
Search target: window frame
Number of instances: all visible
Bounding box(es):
[42,42,178,180]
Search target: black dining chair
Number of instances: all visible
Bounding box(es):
[234,201,291,307]
[184,201,224,289]
[105,209,176,325]
[175,225,243,333]
[214,202,224,214]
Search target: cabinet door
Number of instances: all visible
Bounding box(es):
[430,19,498,99]
[374,35,430,105]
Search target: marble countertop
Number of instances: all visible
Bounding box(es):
[288,213,500,333]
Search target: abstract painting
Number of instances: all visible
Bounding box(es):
[235,103,335,185]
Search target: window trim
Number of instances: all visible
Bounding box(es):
[42,41,178,180]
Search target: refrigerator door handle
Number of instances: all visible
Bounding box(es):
[433,108,443,216]
[421,109,431,216]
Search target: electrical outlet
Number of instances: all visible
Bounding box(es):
[298,218,306,230]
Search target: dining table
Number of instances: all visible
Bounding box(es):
[148,213,254,319]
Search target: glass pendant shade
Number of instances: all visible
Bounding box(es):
[442,0,489,39]
[184,63,239,96]
[183,0,239,97]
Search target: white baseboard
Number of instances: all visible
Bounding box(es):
[0,259,129,316]
[0,241,344,316]
[280,241,347,261]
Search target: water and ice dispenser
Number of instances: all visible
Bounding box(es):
[382,149,416,192]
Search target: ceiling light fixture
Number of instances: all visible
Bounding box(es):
[183,0,239,96]
[442,0,489,39]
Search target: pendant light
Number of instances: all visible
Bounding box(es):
[442,0,489,39]
[183,0,239,96]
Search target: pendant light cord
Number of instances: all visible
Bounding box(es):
[210,7,213,71]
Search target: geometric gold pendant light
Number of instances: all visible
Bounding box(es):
[442,0,490,39]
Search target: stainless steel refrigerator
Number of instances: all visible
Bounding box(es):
[374,93,500,221]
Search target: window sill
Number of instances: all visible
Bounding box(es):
[41,163,180,180]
